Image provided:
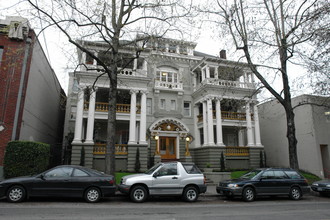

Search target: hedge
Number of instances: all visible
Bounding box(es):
[4,141,50,178]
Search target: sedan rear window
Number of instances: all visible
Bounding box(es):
[183,164,202,174]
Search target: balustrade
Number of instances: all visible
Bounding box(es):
[197,111,254,122]
[93,144,128,155]
[225,147,249,156]
[85,102,141,113]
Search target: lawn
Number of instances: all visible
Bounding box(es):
[230,170,321,184]
[115,172,134,185]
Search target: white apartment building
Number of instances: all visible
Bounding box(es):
[63,37,264,172]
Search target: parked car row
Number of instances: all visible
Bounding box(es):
[0,163,328,203]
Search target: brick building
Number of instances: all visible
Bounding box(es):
[0,16,66,179]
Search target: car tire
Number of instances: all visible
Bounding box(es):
[289,187,301,200]
[85,187,101,203]
[130,185,148,203]
[182,186,199,202]
[242,187,255,202]
[7,185,26,203]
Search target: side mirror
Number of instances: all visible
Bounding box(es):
[39,174,45,180]
[153,172,159,178]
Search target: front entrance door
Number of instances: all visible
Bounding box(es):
[159,137,176,160]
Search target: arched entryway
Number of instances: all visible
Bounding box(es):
[149,118,190,161]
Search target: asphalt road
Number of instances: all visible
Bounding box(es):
[0,191,329,220]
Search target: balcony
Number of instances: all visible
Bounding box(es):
[197,111,254,122]
[155,80,183,90]
[202,78,255,89]
[84,102,141,113]
[93,144,128,155]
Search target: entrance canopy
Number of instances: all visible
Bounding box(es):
[149,118,190,138]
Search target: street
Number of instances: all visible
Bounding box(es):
[0,191,329,220]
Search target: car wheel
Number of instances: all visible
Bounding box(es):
[130,185,148,203]
[183,186,198,202]
[85,187,101,203]
[242,187,255,202]
[7,185,26,203]
[289,187,301,200]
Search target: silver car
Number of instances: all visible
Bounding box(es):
[118,162,207,203]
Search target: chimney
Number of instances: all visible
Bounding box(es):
[220,50,226,59]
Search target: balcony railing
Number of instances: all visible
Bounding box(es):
[93,144,128,155]
[225,147,250,156]
[197,111,254,122]
[84,102,141,113]
[155,80,183,90]
[202,78,255,89]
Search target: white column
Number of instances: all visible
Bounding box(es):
[194,105,200,147]
[246,102,254,146]
[72,88,84,143]
[216,98,224,146]
[85,88,96,144]
[202,67,207,81]
[133,58,137,70]
[128,90,137,144]
[253,104,262,146]
[139,90,147,144]
[202,101,208,146]
[206,66,210,78]
[238,129,245,146]
[207,98,214,145]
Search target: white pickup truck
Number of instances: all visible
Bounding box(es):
[118,162,207,203]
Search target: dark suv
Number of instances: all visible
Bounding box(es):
[216,168,310,202]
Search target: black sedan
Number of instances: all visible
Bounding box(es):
[311,179,330,196]
[216,168,310,202]
[0,165,116,203]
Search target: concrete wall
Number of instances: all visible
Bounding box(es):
[20,37,65,145]
[258,95,330,178]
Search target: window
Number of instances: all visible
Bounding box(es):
[183,164,202,174]
[73,169,90,177]
[147,98,152,114]
[85,53,94,64]
[274,171,287,179]
[261,171,275,179]
[160,99,166,109]
[284,171,302,179]
[171,100,176,110]
[156,71,178,83]
[44,167,73,178]
[183,102,191,116]
[0,46,3,67]
[157,163,177,176]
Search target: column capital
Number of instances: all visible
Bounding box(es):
[130,89,139,94]
[140,90,149,95]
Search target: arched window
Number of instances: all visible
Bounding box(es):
[156,66,178,83]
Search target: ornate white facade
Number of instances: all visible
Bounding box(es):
[63,37,264,172]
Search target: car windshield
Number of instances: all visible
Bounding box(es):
[240,170,262,180]
[145,163,162,175]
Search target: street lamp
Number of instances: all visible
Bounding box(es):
[155,135,160,155]
[185,136,191,156]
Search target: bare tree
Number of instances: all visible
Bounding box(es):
[26,0,192,175]
[200,0,327,169]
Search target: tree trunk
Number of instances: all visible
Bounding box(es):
[280,38,299,170]
[105,35,119,176]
